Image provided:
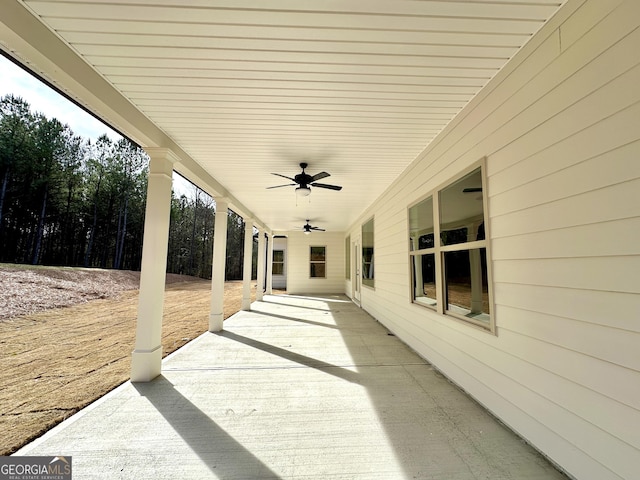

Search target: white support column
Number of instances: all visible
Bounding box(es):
[241,218,254,311]
[130,148,177,383]
[266,233,274,294]
[209,199,229,331]
[256,228,265,301]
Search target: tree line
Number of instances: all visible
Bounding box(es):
[0,94,252,280]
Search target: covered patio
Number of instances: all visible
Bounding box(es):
[17,294,565,479]
[3,1,639,478]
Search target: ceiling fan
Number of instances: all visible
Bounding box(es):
[462,186,483,201]
[303,220,325,235]
[267,162,342,197]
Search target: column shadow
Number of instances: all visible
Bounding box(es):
[216,330,360,384]
[133,376,282,479]
[249,309,342,330]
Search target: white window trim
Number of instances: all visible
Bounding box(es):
[272,249,285,276]
[310,245,327,279]
[361,216,375,289]
[408,158,496,334]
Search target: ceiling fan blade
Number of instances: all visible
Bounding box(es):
[311,182,342,191]
[463,187,482,193]
[311,227,325,231]
[267,183,296,189]
[310,171,330,182]
[271,173,296,182]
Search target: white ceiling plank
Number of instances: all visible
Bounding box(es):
[87,56,501,78]
[27,1,556,26]
[76,45,511,70]
[117,82,479,96]
[48,18,532,47]
[29,0,561,19]
[121,90,471,105]
[139,105,455,119]
[100,71,490,88]
[129,101,462,116]
[145,113,445,124]
[160,123,441,133]
[62,32,519,60]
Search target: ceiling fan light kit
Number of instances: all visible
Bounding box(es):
[296,186,311,197]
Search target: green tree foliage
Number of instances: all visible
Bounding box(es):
[167,182,252,281]
[0,94,251,279]
[168,185,216,279]
[0,96,149,269]
[0,95,34,238]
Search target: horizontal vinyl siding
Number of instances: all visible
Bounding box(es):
[286,232,344,294]
[492,216,640,259]
[346,1,640,479]
[494,283,639,332]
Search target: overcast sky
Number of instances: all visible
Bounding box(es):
[0,55,122,142]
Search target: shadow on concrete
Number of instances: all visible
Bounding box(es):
[216,330,359,384]
[133,376,282,480]
[249,308,342,330]
[260,298,332,312]
[240,294,569,480]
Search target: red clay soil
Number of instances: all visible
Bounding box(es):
[0,265,255,455]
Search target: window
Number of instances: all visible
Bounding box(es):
[272,250,284,275]
[310,246,326,278]
[345,236,351,279]
[409,196,436,307]
[408,164,493,331]
[362,218,374,288]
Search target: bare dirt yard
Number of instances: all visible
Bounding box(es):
[0,264,256,455]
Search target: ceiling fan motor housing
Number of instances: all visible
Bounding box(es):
[295,173,312,186]
[296,163,311,186]
[267,162,341,192]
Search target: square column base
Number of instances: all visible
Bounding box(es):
[131,346,162,383]
[242,298,251,311]
[209,313,223,332]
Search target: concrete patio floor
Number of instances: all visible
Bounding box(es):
[17,294,567,479]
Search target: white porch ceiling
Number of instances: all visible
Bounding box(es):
[2,0,565,233]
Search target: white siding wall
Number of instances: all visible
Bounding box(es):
[346,1,640,479]
[286,231,345,294]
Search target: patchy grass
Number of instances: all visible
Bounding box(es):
[0,265,254,455]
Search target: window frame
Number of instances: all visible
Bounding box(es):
[408,195,437,309]
[272,249,285,276]
[407,159,495,334]
[309,245,327,279]
[361,217,375,289]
